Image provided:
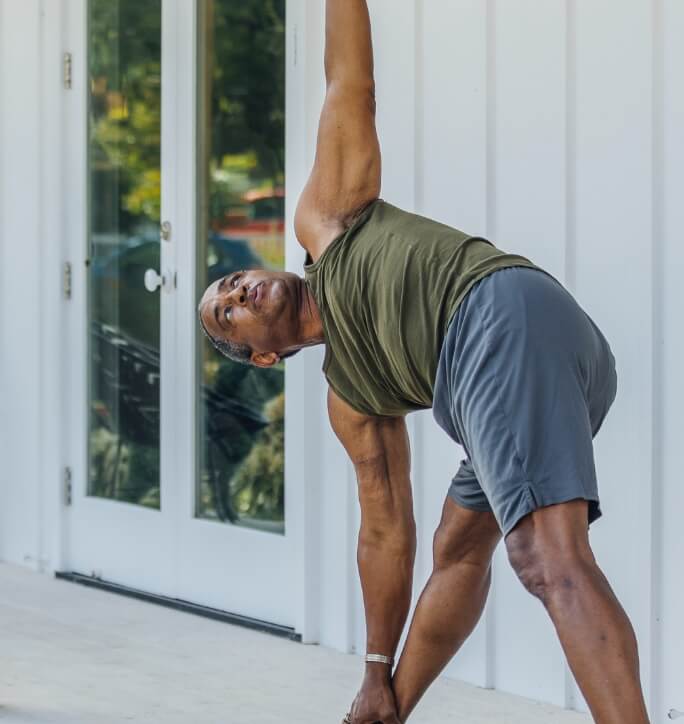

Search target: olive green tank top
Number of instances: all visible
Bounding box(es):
[303,199,543,417]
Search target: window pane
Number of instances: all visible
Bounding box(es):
[87,0,162,508]
[196,0,286,533]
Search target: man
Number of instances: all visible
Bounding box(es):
[198,2,650,723]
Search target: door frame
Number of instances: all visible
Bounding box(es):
[61,0,177,594]
[58,0,320,638]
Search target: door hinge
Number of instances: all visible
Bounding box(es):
[64,467,72,506]
[63,261,72,299]
[63,52,72,89]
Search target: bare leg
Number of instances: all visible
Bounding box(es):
[506,499,650,724]
[391,499,502,722]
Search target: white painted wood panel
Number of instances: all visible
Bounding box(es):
[0,0,5,556]
[573,0,654,712]
[39,0,67,575]
[422,0,489,236]
[490,0,568,705]
[0,0,43,568]
[369,0,416,212]
[658,0,684,719]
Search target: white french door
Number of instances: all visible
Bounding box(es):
[64,0,305,629]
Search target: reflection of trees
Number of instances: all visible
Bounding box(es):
[232,393,284,520]
[207,0,285,183]
[88,322,161,507]
[198,0,287,532]
[88,319,285,517]
[89,0,162,236]
[87,0,287,527]
[88,0,163,507]
[201,0,285,235]
[200,354,285,525]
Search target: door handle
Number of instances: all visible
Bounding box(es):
[144,268,168,293]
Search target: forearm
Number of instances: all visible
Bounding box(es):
[324,0,374,88]
[358,523,416,677]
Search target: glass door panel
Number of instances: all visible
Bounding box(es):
[87,0,162,508]
[196,0,286,533]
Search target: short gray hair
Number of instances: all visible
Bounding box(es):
[198,310,252,364]
[197,306,301,366]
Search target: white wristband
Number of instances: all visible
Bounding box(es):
[365,653,394,666]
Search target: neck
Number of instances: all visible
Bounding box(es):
[295,278,325,349]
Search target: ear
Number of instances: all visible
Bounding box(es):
[250,350,281,368]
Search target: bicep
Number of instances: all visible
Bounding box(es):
[295,82,381,250]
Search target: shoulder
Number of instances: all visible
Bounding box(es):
[296,195,382,263]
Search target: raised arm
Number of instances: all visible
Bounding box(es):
[327,386,416,722]
[294,0,381,256]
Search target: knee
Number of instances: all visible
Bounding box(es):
[432,518,499,571]
[433,525,466,569]
[506,539,551,603]
[505,534,589,607]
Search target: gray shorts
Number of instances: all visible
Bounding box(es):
[432,266,618,538]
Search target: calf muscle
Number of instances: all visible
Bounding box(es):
[391,499,501,722]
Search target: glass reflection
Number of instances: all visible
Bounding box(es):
[196,0,286,533]
[87,0,162,507]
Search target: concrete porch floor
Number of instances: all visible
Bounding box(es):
[0,563,591,724]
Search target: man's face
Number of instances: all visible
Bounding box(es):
[198,269,302,367]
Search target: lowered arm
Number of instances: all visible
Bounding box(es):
[327,386,417,679]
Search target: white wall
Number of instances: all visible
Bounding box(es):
[299,0,683,718]
[1,0,681,719]
[0,0,64,572]
[657,1,684,718]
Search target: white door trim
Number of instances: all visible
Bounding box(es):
[62,0,176,594]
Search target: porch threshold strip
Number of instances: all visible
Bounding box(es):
[55,571,301,642]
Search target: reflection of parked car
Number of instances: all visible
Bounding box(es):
[91,240,161,348]
[91,234,265,349]
[89,234,270,517]
[221,189,284,235]
[90,320,269,519]
[218,191,284,265]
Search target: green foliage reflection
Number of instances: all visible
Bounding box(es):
[87,0,162,507]
[197,0,286,533]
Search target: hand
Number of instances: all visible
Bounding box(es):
[344,668,402,724]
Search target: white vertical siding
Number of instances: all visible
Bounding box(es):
[0,0,44,568]
[0,0,64,573]
[658,0,684,718]
[573,0,656,712]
